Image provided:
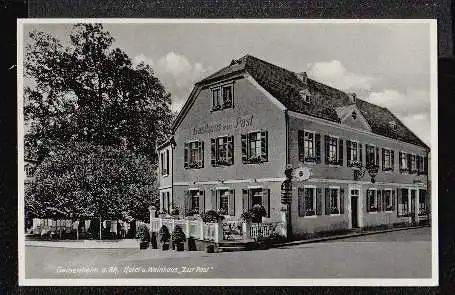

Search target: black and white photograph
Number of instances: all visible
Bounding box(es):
[18,19,438,286]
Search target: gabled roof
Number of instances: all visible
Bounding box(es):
[179,54,428,149]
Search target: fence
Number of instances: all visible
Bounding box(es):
[250,222,283,240]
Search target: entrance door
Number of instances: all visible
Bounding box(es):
[350,189,359,228]
[410,189,416,224]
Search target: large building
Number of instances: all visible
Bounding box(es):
[157,55,430,237]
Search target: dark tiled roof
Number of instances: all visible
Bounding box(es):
[197,54,428,149]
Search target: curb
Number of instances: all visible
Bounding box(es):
[271,225,428,248]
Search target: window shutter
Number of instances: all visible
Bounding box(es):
[242,189,249,212]
[325,188,330,215]
[241,134,248,163]
[359,143,363,165]
[316,188,322,215]
[228,189,235,216]
[382,148,385,170]
[391,150,395,171]
[377,190,382,211]
[324,135,330,164]
[298,188,305,217]
[211,190,217,211]
[346,140,352,164]
[407,154,412,173]
[315,133,321,163]
[424,156,428,175]
[416,156,421,172]
[260,131,268,162]
[376,147,379,166]
[211,138,217,166]
[199,190,205,213]
[392,189,396,211]
[184,191,191,213]
[298,130,305,162]
[227,136,234,165]
[262,189,270,218]
[184,143,189,168]
[199,141,204,168]
[338,139,344,166]
[339,188,345,214]
[366,190,370,213]
[396,188,402,217]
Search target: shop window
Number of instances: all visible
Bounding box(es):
[241,131,268,164]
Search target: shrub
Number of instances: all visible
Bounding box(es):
[136,223,150,242]
[200,210,224,223]
[249,205,267,223]
[159,225,170,243]
[170,207,180,216]
[171,225,186,244]
[185,208,199,217]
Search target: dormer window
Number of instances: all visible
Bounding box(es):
[211,83,234,111]
[388,120,397,130]
[299,89,311,104]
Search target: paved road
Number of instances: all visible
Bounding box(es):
[25,227,432,279]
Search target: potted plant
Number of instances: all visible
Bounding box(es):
[136,223,150,250]
[171,225,186,251]
[200,210,224,223]
[170,206,180,218]
[159,225,170,250]
[185,208,199,218]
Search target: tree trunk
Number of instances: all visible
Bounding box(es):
[99,216,102,240]
[76,221,79,240]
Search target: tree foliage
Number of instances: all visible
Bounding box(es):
[25,23,173,161]
[26,141,158,221]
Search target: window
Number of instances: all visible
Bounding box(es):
[419,190,427,215]
[212,189,235,216]
[298,187,317,217]
[25,165,34,177]
[366,145,379,167]
[161,192,171,213]
[242,188,270,217]
[191,191,200,212]
[367,189,378,212]
[299,89,311,103]
[184,141,204,169]
[185,190,204,214]
[211,136,234,166]
[212,84,234,111]
[399,152,408,172]
[241,131,268,164]
[325,135,343,165]
[347,140,362,167]
[397,189,410,216]
[166,149,170,175]
[382,148,394,171]
[384,189,393,211]
[160,151,168,175]
[410,154,417,173]
[417,155,427,175]
[219,189,230,215]
[298,130,321,163]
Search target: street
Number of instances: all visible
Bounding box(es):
[25,227,432,279]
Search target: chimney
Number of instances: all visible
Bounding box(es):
[295,72,308,85]
[349,92,357,104]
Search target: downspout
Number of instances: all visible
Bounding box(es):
[285,109,292,238]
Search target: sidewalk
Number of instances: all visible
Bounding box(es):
[24,225,428,249]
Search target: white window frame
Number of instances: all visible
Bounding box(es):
[347,139,361,166]
[327,135,339,164]
[329,186,341,216]
[383,148,393,171]
[367,188,378,214]
[303,185,317,218]
[384,188,393,212]
[303,130,316,161]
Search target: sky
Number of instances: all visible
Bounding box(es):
[23,21,433,145]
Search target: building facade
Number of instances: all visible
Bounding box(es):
[157,55,430,237]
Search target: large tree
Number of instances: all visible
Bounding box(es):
[24,23,173,161]
[26,141,158,222]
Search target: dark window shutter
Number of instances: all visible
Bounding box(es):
[366,190,370,213]
[338,139,343,165]
[199,141,204,168]
[315,133,321,163]
[325,188,330,215]
[211,138,217,166]
[199,190,205,213]
[407,154,412,173]
[242,189,249,212]
[298,130,305,162]
[316,188,322,215]
[262,189,270,218]
[241,134,248,163]
[391,150,394,171]
[184,143,189,168]
[359,143,363,165]
[227,136,234,165]
[416,156,421,172]
[211,190,217,211]
[324,135,330,164]
[377,190,382,211]
[376,147,379,166]
[346,140,352,164]
[397,188,402,217]
[392,189,396,211]
[298,188,305,217]
[340,188,345,214]
[260,131,268,162]
[228,189,235,216]
[382,148,385,170]
[424,156,428,175]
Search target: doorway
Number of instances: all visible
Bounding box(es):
[350,189,359,228]
[410,189,417,225]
